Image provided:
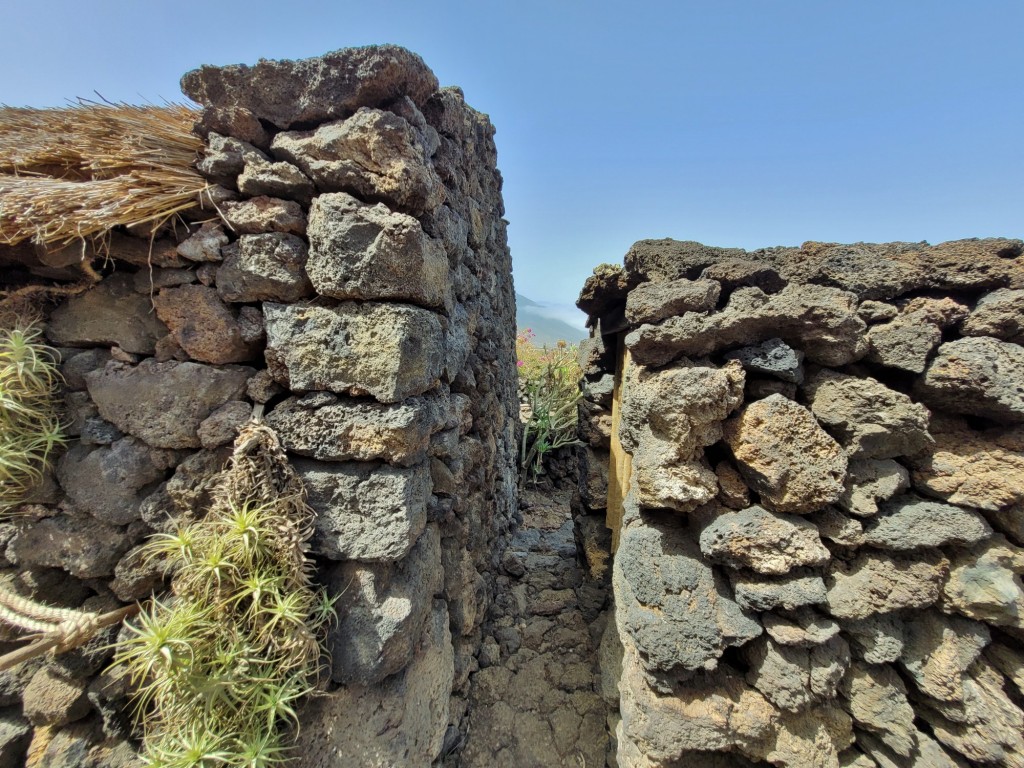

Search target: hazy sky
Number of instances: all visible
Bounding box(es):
[3,1,1022,312]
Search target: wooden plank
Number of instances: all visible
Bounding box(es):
[605,332,632,553]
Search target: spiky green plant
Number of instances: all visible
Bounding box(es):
[0,322,64,511]
[113,422,334,768]
[516,331,584,482]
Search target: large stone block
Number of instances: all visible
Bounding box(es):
[916,337,1024,423]
[85,359,252,449]
[216,233,313,302]
[697,505,830,575]
[614,515,761,681]
[961,287,1024,343]
[907,416,1024,513]
[863,495,991,551]
[625,283,868,368]
[152,284,259,364]
[805,369,932,459]
[302,600,453,768]
[724,394,847,514]
[181,44,440,129]
[294,458,429,561]
[272,108,443,215]
[621,359,745,513]
[306,193,449,309]
[325,525,442,685]
[264,302,444,402]
[264,391,450,466]
[825,551,947,619]
[46,273,167,354]
[57,438,177,525]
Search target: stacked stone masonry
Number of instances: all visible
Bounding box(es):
[576,238,1024,768]
[0,45,517,767]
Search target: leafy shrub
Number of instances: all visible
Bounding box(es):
[516,329,583,482]
[114,422,334,768]
[0,322,64,511]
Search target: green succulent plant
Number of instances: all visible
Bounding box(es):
[0,322,64,511]
[114,422,334,768]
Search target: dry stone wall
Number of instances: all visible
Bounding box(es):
[577,238,1024,768]
[0,45,517,767]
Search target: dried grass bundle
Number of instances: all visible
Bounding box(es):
[0,102,207,248]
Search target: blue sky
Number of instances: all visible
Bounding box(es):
[3,1,1022,323]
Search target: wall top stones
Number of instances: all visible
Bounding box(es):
[181,44,440,129]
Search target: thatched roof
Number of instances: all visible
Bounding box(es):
[0,102,207,248]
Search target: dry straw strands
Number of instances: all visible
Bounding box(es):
[0,102,207,248]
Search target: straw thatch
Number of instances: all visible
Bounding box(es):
[0,102,207,248]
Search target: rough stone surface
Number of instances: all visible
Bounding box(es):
[837,459,910,517]
[961,287,1024,343]
[916,336,1024,423]
[264,392,449,466]
[907,415,1024,512]
[264,302,443,402]
[839,662,916,757]
[303,601,454,768]
[7,516,130,578]
[221,195,307,235]
[623,278,720,325]
[578,446,609,510]
[181,44,440,129]
[825,551,947,619]
[196,401,251,449]
[729,570,828,612]
[805,368,932,459]
[305,192,449,309]
[294,459,429,561]
[176,221,229,262]
[899,610,989,702]
[841,613,906,664]
[46,273,167,354]
[863,495,991,551]
[272,108,443,215]
[724,394,847,514]
[153,284,259,364]
[809,505,866,548]
[865,297,969,373]
[237,155,315,204]
[216,233,313,302]
[701,258,786,294]
[942,535,1024,630]
[763,609,840,647]
[714,461,750,510]
[618,651,778,764]
[325,525,442,684]
[615,513,761,680]
[698,505,830,575]
[85,360,251,449]
[626,283,868,368]
[744,634,850,711]
[0,711,30,768]
[620,360,745,513]
[195,134,267,184]
[918,661,1024,767]
[722,338,804,383]
[57,438,173,525]
[22,669,90,727]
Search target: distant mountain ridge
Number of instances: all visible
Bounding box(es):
[515,293,587,347]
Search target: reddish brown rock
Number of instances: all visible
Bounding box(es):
[153,284,259,364]
[724,394,847,514]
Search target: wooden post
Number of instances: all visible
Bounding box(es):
[605,333,632,553]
